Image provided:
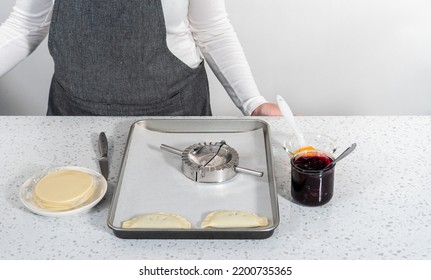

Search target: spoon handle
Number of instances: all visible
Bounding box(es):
[323,143,357,171]
[335,143,357,163]
[276,95,306,147]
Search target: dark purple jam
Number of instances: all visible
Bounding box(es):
[291,153,335,206]
[293,154,333,171]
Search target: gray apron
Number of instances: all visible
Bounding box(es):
[47,0,212,116]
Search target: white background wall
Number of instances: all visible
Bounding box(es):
[1,0,430,116]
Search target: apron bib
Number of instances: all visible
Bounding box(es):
[47,0,211,116]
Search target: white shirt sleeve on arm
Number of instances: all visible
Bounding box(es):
[0,0,53,77]
[188,0,267,116]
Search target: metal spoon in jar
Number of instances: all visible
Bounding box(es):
[323,143,357,171]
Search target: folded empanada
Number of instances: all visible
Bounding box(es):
[201,210,268,228]
[122,213,192,229]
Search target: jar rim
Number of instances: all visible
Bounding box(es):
[290,150,335,173]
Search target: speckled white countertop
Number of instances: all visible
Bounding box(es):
[0,116,430,260]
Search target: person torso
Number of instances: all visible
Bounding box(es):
[47,0,211,116]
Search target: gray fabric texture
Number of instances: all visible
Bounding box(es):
[47,0,212,116]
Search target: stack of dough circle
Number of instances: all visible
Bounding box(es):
[33,169,95,211]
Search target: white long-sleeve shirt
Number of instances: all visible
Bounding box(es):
[0,0,267,115]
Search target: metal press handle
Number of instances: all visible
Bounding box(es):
[161,144,264,177]
[234,166,264,177]
[160,144,183,156]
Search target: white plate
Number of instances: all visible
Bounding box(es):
[19,166,107,217]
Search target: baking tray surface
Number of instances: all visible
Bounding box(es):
[108,119,279,239]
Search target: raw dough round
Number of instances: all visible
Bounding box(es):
[33,169,95,211]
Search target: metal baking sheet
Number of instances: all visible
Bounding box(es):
[108,118,279,239]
